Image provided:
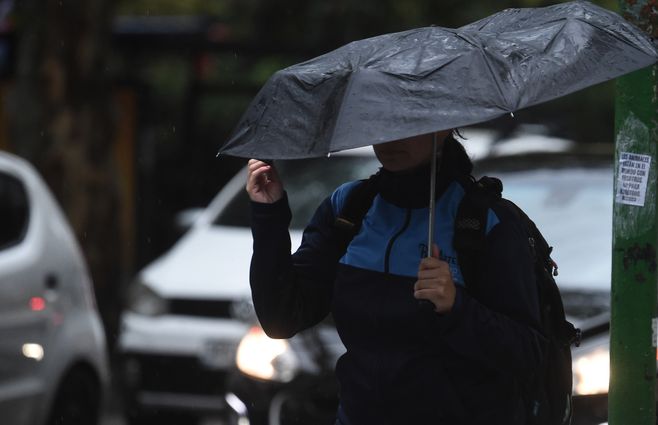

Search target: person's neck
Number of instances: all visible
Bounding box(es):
[377,160,437,209]
[383,159,434,175]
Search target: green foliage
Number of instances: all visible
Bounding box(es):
[246,56,297,84]
[142,58,189,100]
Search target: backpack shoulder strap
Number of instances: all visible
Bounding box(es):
[333,172,380,254]
[458,183,580,344]
[453,175,502,291]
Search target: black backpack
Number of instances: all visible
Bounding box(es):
[333,173,581,425]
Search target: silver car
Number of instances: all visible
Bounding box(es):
[0,151,109,425]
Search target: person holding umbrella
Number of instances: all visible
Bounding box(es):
[227,3,658,424]
[245,130,545,424]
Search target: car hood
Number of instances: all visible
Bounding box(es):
[140,225,303,299]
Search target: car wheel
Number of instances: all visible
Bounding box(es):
[48,367,100,425]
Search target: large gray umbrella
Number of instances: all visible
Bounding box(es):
[219,0,658,160]
[220,0,658,259]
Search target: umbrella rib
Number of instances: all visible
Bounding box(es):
[453,32,511,110]
[538,17,648,58]
[453,31,481,49]
[577,18,656,56]
[479,51,513,112]
[328,69,359,154]
[541,19,573,56]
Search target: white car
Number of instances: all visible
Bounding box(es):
[117,145,385,424]
[0,151,109,425]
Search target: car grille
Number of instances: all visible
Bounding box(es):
[169,299,232,319]
[127,354,227,394]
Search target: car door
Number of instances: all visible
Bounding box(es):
[0,169,49,425]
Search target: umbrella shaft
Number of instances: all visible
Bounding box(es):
[427,134,438,258]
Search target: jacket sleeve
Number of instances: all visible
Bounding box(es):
[433,205,547,378]
[249,193,344,339]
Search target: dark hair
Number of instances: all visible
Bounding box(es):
[443,131,473,175]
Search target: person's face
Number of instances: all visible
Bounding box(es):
[373,130,450,172]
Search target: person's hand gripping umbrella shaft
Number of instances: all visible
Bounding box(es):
[246,159,284,204]
[414,244,457,313]
[412,133,456,313]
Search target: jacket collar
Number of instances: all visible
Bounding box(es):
[376,138,471,209]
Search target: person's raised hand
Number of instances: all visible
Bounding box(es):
[414,244,456,313]
[246,159,284,204]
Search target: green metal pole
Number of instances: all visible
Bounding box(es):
[609,2,658,424]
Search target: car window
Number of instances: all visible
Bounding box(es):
[0,172,29,250]
[214,156,381,229]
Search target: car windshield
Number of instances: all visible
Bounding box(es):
[476,158,613,319]
[214,155,382,229]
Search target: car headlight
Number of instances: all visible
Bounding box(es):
[236,325,299,383]
[128,280,168,316]
[572,343,610,396]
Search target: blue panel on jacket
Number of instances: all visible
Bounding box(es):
[331,180,500,284]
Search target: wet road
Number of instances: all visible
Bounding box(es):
[101,414,228,425]
[101,408,230,425]
[100,387,230,425]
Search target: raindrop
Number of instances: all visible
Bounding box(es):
[172,126,176,133]
[327,152,332,158]
[510,112,515,118]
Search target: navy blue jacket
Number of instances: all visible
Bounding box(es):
[250,152,546,425]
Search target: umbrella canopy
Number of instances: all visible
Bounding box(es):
[219,0,658,160]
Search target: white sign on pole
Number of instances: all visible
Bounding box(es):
[615,152,651,207]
